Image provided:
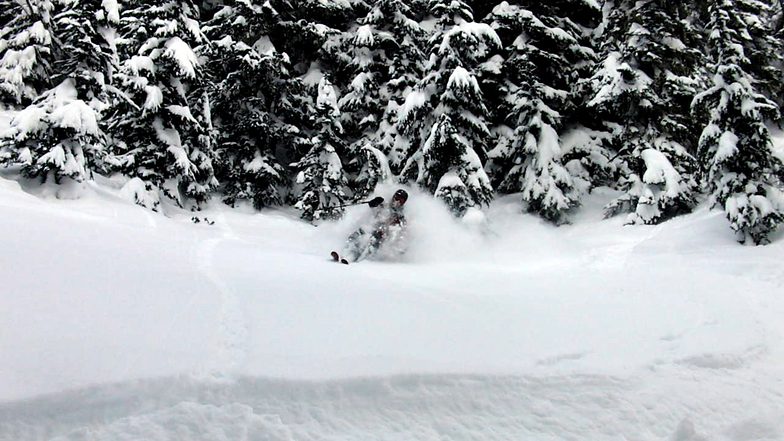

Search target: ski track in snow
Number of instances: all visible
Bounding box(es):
[193,213,250,375]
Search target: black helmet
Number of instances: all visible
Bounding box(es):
[393,189,408,204]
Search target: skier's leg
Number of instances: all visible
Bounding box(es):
[357,229,384,262]
[344,228,365,261]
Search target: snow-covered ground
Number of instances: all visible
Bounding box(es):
[1,171,784,440]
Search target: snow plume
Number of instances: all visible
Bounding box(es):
[4,166,784,439]
[326,183,486,264]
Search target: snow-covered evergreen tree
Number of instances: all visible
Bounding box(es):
[0,0,56,106]
[414,113,492,216]
[338,24,383,141]
[369,0,427,131]
[334,21,388,199]
[291,77,350,221]
[582,0,702,224]
[201,0,308,209]
[280,0,359,29]
[603,140,699,224]
[486,1,599,224]
[397,0,498,214]
[691,0,784,244]
[344,0,426,152]
[332,0,427,197]
[0,79,104,184]
[0,0,117,186]
[104,0,217,210]
[497,101,580,224]
[711,0,784,106]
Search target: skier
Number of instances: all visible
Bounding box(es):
[332,189,409,263]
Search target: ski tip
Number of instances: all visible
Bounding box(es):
[331,251,339,261]
[340,259,349,265]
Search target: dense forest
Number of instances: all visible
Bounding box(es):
[1,0,783,244]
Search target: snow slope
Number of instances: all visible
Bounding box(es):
[1,174,784,440]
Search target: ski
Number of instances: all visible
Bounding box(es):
[330,251,349,265]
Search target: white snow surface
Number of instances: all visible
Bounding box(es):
[1,170,784,440]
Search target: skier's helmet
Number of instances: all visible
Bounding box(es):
[393,189,409,205]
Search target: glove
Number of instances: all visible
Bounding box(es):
[368,197,384,208]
